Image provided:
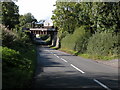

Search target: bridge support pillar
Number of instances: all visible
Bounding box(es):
[51,32,57,47]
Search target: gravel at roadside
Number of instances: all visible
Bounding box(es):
[95,59,119,68]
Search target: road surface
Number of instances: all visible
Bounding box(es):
[33,45,118,89]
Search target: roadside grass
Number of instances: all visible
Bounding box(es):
[49,46,59,50]
[2,45,36,88]
[59,48,78,55]
[78,53,118,61]
[59,48,118,61]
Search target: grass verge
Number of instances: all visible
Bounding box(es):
[59,48,118,61]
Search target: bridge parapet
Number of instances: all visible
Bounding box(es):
[29,28,57,35]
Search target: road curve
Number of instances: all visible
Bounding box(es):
[33,45,118,89]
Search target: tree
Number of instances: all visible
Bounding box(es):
[52,2,80,36]
[19,13,37,28]
[52,1,120,49]
[2,1,19,30]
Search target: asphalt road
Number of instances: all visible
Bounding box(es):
[33,45,118,89]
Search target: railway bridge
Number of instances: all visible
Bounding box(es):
[29,27,57,35]
[29,27,58,46]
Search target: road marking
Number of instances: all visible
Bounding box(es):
[56,55,59,58]
[54,54,60,58]
[61,58,68,62]
[54,54,56,56]
[93,79,111,90]
[70,64,85,74]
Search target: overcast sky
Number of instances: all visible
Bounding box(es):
[16,0,56,22]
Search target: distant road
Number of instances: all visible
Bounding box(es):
[33,45,118,89]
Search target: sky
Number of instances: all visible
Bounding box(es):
[16,0,57,22]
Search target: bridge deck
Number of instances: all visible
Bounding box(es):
[30,28,56,31]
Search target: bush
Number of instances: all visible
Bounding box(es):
[87,31,119,57]
[2,47,31,71]
[1,24,36,88]
[61,26,91,54]
[2,26,17,48]
[61,34,74,50]
[2,46,36,88]
[2,25,32,52]
[73,26,91,53]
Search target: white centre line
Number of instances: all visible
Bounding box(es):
[54,54,60,58]
[93,79,111,90]
[56,56,59,58]
[70,64,85,74]
[54,54,56,56]
[61,58,68,62]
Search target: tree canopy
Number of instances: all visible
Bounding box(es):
[1,1,19,30]
[52,1,120,35]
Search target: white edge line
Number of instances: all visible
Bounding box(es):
[70,64,85,74]
[61,58,68,62]
[93,79,111,90]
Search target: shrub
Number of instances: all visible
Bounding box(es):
[2,24,32,52]
[61,34,75,50]
[73,26,91,53]
[87,31,119,57]
[61,26,91,54]
[2,47,31,71]
[2,26,17,48]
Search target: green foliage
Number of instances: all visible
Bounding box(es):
[73,26,91,53]
[61,34,73,50]
[87,31,119,57]
[1,1,37,88]
[61,26,91,54]
[52,2,120,36]
[2,45,36,88]
[1,1,19,29]
[2,47,31,71]
[2,25,17,47]
[90,2,120,33]
[0,3,2,24]
[2,24,36,88]
[52,2,80,34]
[79,53,117,60]
[53,1,119,60]
[19,13,37,28]
[2,25,31,52]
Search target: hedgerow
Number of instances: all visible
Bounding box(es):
[87,31,119,58]
[61,26,91,54]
